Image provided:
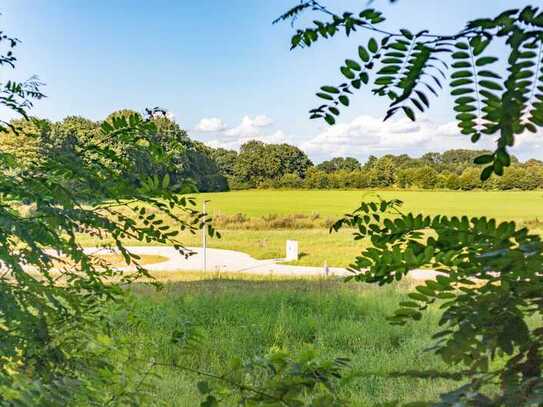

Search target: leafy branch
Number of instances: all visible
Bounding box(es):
[278,3,543,179]
[332,197,543,404]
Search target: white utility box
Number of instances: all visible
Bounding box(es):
[285,240,299,261]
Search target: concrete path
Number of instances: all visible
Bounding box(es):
[84,246,439,281]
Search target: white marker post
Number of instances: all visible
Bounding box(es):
[202,200,210,273]
[285,240,299,261]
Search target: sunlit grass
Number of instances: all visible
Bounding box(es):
[113,276,460,406]
[80,190,542,268]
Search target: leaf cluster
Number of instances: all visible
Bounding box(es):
[0,27,217,405]
[333,198,543,405]
[197,347,350,407]
[280,3,543,180]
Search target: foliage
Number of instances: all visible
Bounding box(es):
[233,140,313,188]
[115,277,452,405]
[278,2,543,180]
[0,25,217,404]
[316,156,361,173]
[208,147,238,178]
[255,150,543,191]
[198,348,349,406]
[1,110,229,194]
[0,31,44,132]
[332,198,543,404]
[274,1,543,405]
[208,146,543,191]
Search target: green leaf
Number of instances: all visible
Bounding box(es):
[321,86,340,94]
[471,37,490,56]
[339,95,350,106]
[450,79,473,87]
[476,57,498,66]
[480,165,494,180]
[400,29,413,40]
[452,61,471,68]
[451,70,473,79]
[316,92,334,101]
[455,96,476,104]
[479,80,503,90]
[358,46,370,62]
[346,59,362,71]
[415,90,429,107]
[478,70,501,79]
[341,66,355,79]
[368,38,378,53]
[474,154,494,164]
[452,51,470,59]
[390,42,408,51]
[162,173,170,189]
[324,114,336,125]
[402,106,415,121]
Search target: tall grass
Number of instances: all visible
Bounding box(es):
[112,277,461,406]
[213,212,336,229]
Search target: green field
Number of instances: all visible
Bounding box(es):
[116,276,458,406]
[186,190,542,267]
[197,189,543,221]
[82,189,542,267]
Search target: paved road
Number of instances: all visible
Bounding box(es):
[84,246,439,281]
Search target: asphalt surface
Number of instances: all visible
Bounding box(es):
[84,246,440,280]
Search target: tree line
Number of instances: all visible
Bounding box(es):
[3,110,230,196]
[7,113,543,193]
[213,143,543,191]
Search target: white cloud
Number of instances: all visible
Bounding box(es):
[301,115,497,158]
[300,114,543,162]
[199,115,284,151]
[252,114,274,127]
[254,130,288,144]
[194,117,226,132]
[197,113,543,161]
[204,139,239,150]
[204,130,289,151]
[224,115,273,139]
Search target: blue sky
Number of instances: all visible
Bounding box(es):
[3,0,541,162]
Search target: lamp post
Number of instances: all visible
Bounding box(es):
[202,200,210,273]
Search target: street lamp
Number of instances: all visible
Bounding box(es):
[202,200,210,273]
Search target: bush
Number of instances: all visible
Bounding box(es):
[276,173,304,189]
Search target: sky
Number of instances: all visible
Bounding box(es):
[3,0,542,163]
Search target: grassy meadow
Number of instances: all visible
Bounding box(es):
[196,189,543,220]
[104,190,531,404]
[81,189,543,267]
[114,275,459,406]
[191,189,543,266]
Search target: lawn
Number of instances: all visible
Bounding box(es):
[82,189,543,267]
[192,189,543,266]
[196,189,543,221]
[114,275,459,406]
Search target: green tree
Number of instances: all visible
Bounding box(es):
[208,147,238,177]
[316,156,360,173]
[413,165,438,189]
[303,167,330,189]
[368,156,396,187]
[0,26,217,405]
[233,140,313,187]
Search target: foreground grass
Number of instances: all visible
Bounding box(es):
[113,276,459,406]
